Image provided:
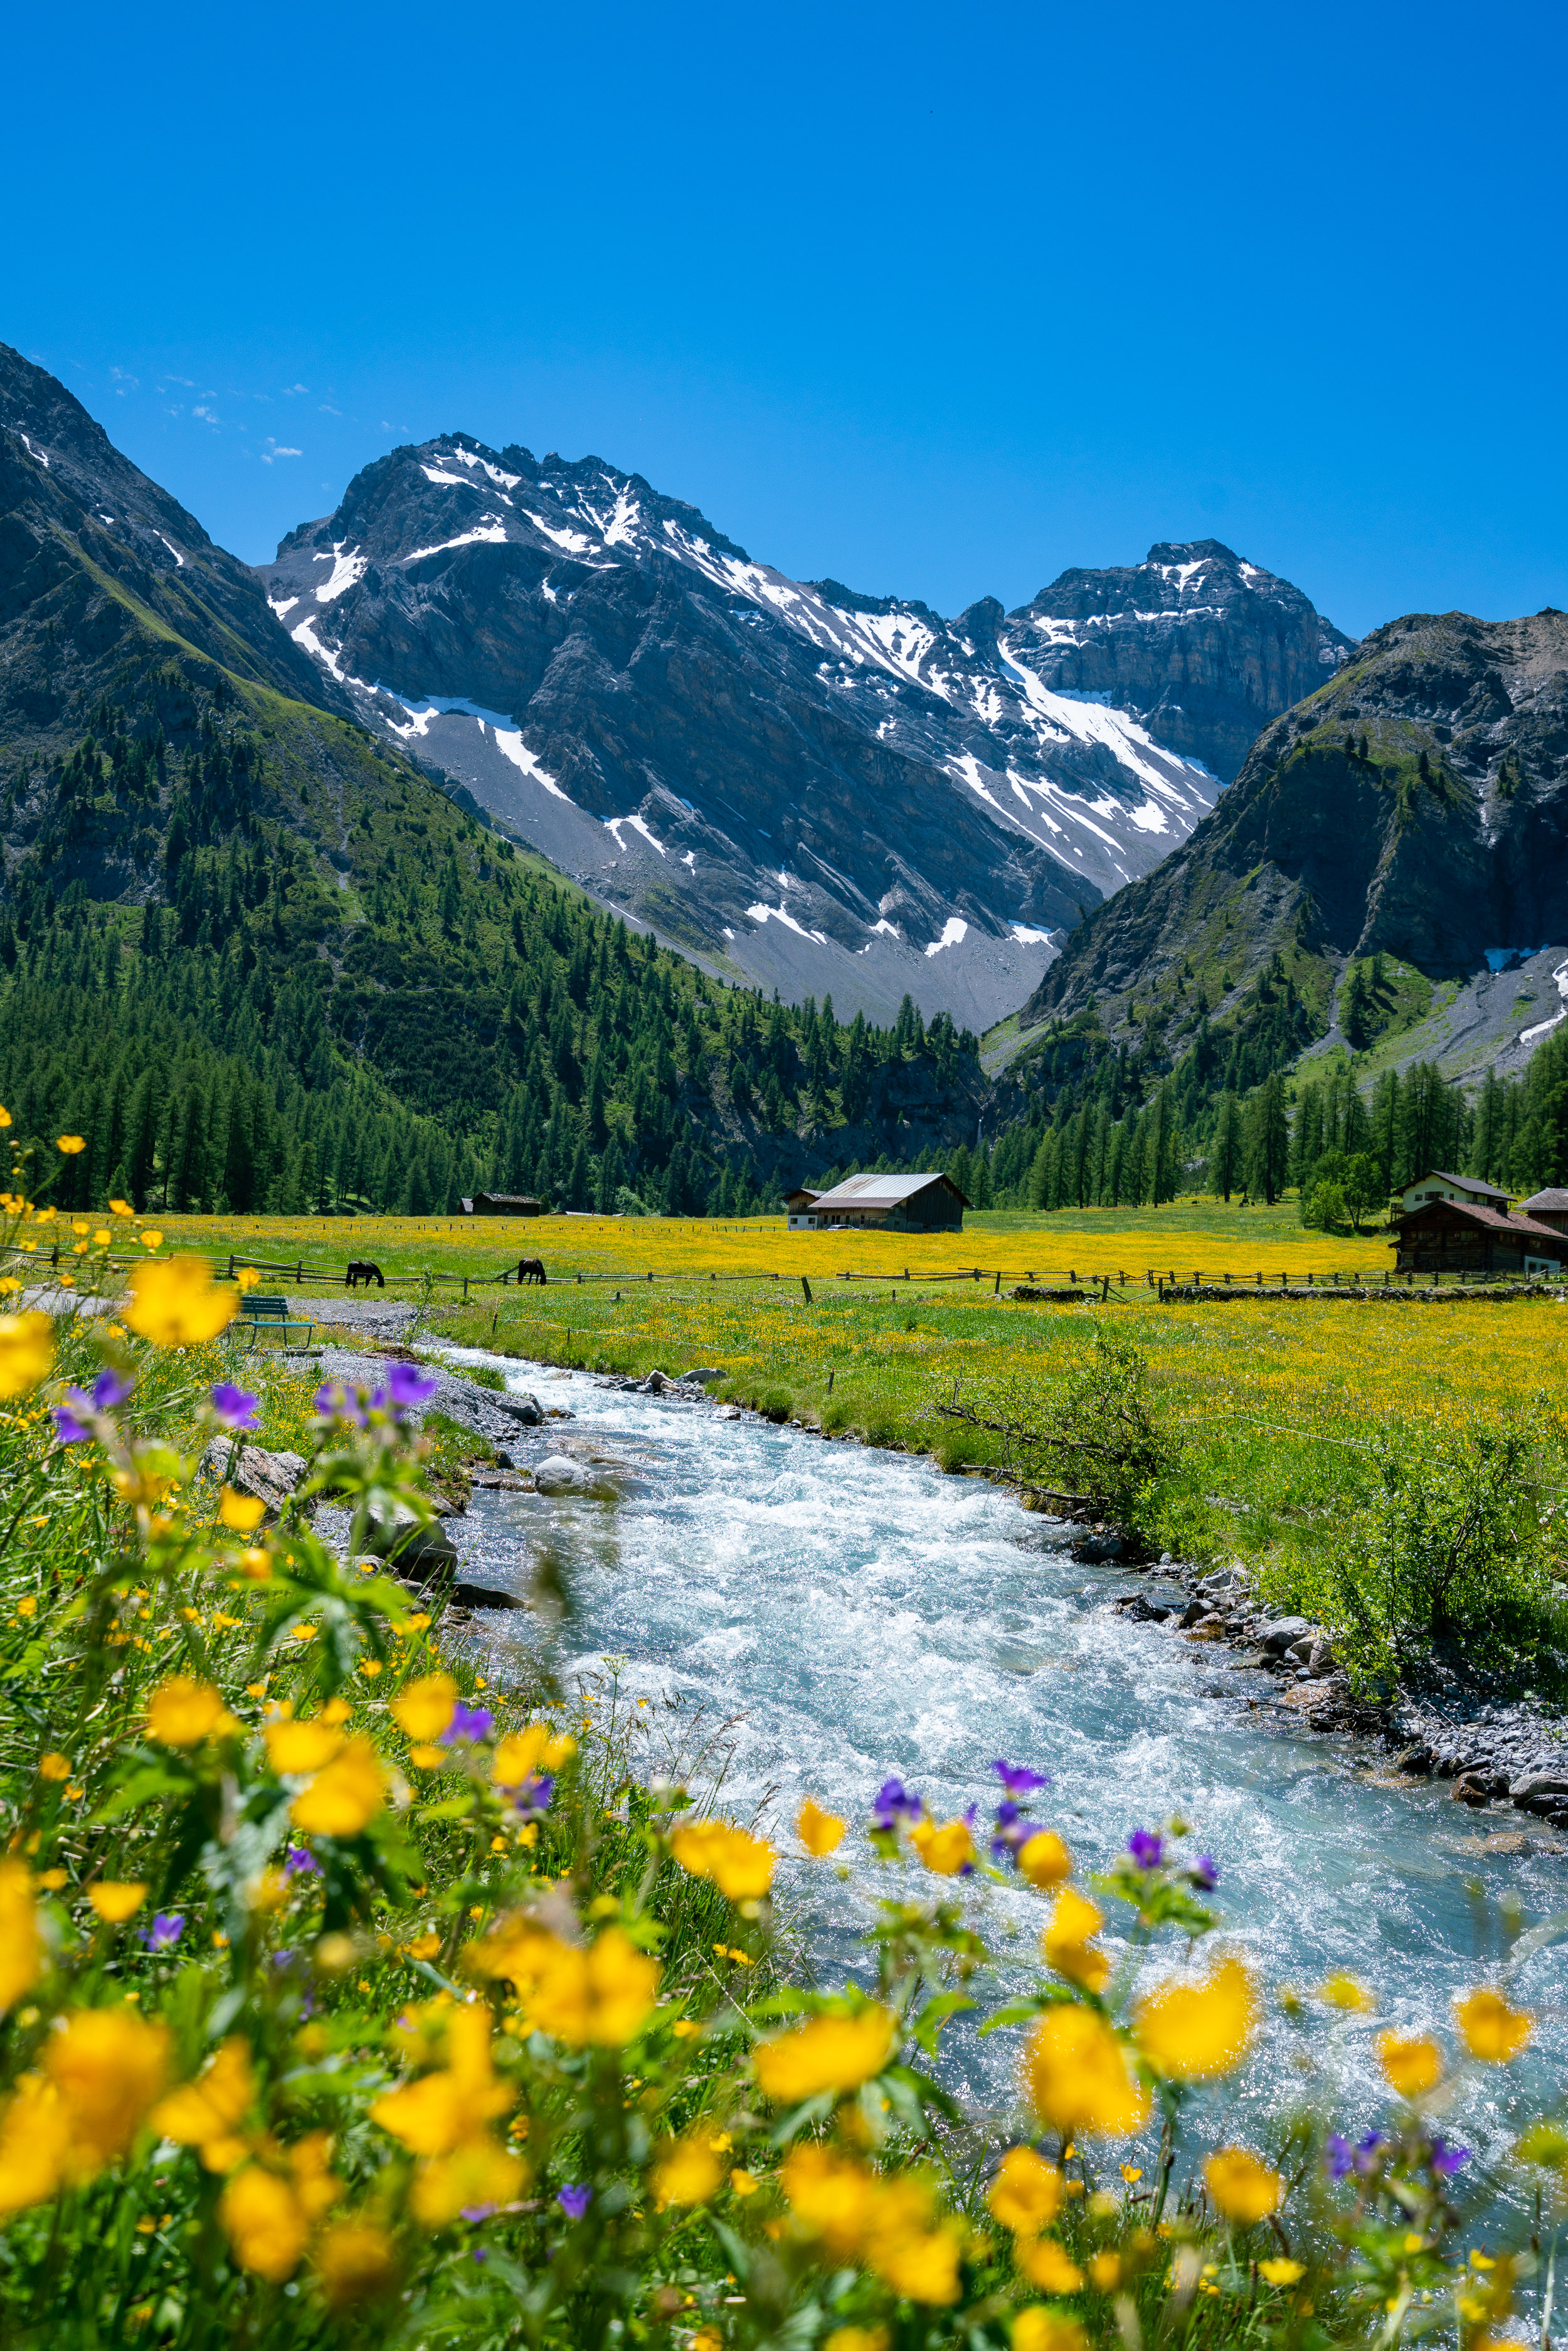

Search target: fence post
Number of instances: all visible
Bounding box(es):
[801,1276,813,1305]
[993,1270,1000,1295]
[463,1276,469,1302]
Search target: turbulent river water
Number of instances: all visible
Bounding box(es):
[440,1349,1566,2167]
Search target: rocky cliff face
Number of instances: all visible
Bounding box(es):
[1017,606,1568,1072]
[259,444,1344,1026]
[1013,539,1355,784]
[0,342,349,745]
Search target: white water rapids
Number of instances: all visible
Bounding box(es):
[442,1351,1567,2171]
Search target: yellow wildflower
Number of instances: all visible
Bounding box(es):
[1376,2031,1443,2099]
[1456,1988,1532,2062]
[45,2007,171,2177]
[220,2165,311,2281]
[1259,2258,1306,2285]
[1019,1830,1073,1887]
[654,2133,723,2207]
[389,1674,457,1743]
[0,2076,72,2217]
[56,1136,85,1155]
[730,2167,759,2195]
[987,2144,1062,2234]
[1013,2314,1088,2351]
[265,1719,344,1775]
[1018,2237,1085,2292]
[1024,2005,1149,2139]
[0,1313,53,1400]
[88,1883,148,1924]
[670,1817,776,1899]
[796,1795,847,1855]
[753,2005,896,2101]
[909,1815,975,1875]
[372,2007,512,2156]
[152,2037,255,2173]
[1202,2147,1282,2225]
[1042,1887,1110,1993]
[1320,1972,1374,2012]
[39,1752,71,1781]
[314,2218,400,2308]
[410,2136,526,2227]
[823,2332,887,2351]
[109,1199,134,1218]
[124,1257,237,1347]
[1135,1955,1258,2081]
[0,1862,43,2010]
[289,1738,385,1836]
[491,1722,575,1784]
[219,1487,267,1533]
[146,1675,235,1748]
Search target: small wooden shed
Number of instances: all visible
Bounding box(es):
[462,1194,544,1218]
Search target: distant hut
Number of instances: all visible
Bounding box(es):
[462,1194,544,1218]
[786,1172,968,1234]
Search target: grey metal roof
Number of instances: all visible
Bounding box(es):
[1523,1189,1568,1213]
[1410,1170,1508,1199]
[808,1171,964,1211]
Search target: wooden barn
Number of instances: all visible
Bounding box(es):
[785,1171,968,1233]
[1389,1196,1568,1276]
[1522,1189,1568,1233]
[461,1193,544,1218]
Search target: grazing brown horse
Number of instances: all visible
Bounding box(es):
[345,1261,386,1289]
[517,1257,547,1286]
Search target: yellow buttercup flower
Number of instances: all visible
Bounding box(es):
[152,2037,255,2172]
[822,2330,888,2351]
[753,2005,896,2101]
[220,2164,312,2281]
[265,1719,344,1775]
[1135,1955,1258,2081]
[0,1313,53,1400]
[467,1920,659,2047]
[490,1722,576,1784]
[1259,2258,1306,2286]
[780,2145,959,2304]
[124,1256,237,1347]
[1456,1988,1532,2063]
[797,1795,847,1855]
[987,2145,1062,2234]
[88,1882,149,1924]
[146,1676,235,1748]
[1319,1971,1375,2012]
[39,1752,71,1781]
[109,1199,134,1218]
[1013,2314,1088,2351]
[909,1815,975,1876]
[0,2075,71,2217]
[140,1231,164,1250]
[654,2133,723,2208]
[1019,1830,1073,1888]
[219,1487,267,1533]
[389,1674,457,1743]
[1203,2147,1282,2225]
[1018,2236,1085,2292]
[56,1136,85,1155]
[314,2217,400,2308]
[1376,2031,1443,2099]
[1024,2005,1149,2140]
[670,1817,776,1899]
[0,1861,43,2010]
[1041,1887,1111,1993]
[45,2007,170,2177]
[289,1738,386,1836]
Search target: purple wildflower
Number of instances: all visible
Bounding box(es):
[461,2202,497,2223]
[93,1367,134,1409]
[992,1759,1051,1797]
[442,1704,495,1745]
[512,1773,554,1818]
[313,1380,366,1427]
[1354,2131,1387,2175]
[53,1395,95,1445]
[871,1776,923,1830]
[1189,1854,1219,1890]
[1325,2133,1352,2180]
[386,1361,438,1413]
[1431,2137,1470,2178]
[557,2185,591,2220]
[285,1846,319,1876]
[211,1382,259,1431]
[1126,1828,1163,1870]
[142,1912,184,1953]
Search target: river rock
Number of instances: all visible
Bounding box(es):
[200,1436,308,1518]
[683,1367,724,1386]
[1510,1773,1568,1811]
[491,1391,544,1425]
[363,1502,460,1581]
[1259,1617,1311,1656]
[534,1455,590,1495]
[1453,1770,1509,1807]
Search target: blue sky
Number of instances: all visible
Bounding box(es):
[5,0,1565,638]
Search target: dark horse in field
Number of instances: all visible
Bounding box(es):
[517,1258,547,1286]
[345,1261,386,1289]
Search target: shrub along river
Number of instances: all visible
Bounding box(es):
[440,1349,1567,2175]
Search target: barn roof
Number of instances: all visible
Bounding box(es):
[1407,1169,1509,1201]
[1523,1189,1568,1214]
[808,1170,970,1211]
[1392,1197,1568,1244]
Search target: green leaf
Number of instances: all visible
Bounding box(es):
[911,1990,975,2055]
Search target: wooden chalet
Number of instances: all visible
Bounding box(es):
[1397,1169,1510,1215]
[1522,1189,1568,1233]
[1389,1195,1568,1276]
[786,1171,968,1234]
[460,1193,544,1218]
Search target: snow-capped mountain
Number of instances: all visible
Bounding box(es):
[260,440,1350,1025]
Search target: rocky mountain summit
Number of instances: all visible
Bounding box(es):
[1015,539,1355,783]
[1017,605,1568,1069]
[260,441,1350,1025]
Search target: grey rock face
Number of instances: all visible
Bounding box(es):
[491,1391,545,1426]
[533,1455,589,1495]
[1259,1617,1312,1655]
[257,449,1343,1024]
[200,1436,308,1519]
